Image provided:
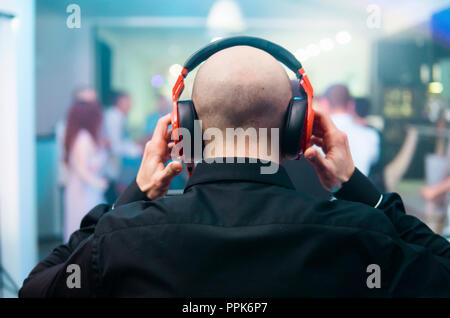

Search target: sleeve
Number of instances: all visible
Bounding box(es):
[19,204,111,297]
[334,168,383,207]
[335,168,450,257]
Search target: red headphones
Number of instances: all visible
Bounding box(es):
[171,36,314,163]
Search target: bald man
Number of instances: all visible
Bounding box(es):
[21,47,450,297]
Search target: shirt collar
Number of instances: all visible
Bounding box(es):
[184,157,295,191]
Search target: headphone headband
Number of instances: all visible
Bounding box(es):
[183,36,303,78]
[172,36,313,102]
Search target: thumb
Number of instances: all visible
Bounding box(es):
[160,161,183,184]
[304,147,328,172]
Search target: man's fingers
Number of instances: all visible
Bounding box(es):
[304,147,328,172]
[153,113,172,140]
[310,136,325,151]
[160,161,183,184]
[312,108,338,137]
[165,128,173,142]
[144,114,172,158]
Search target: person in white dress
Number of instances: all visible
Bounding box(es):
[63,101,108,242]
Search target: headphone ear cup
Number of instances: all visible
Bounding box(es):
[301,101,314,154]
[177,99,199,162]
[282,97,307,159]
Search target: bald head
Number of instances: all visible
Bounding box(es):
[192,46,291,132]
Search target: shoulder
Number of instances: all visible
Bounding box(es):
[74,129,95,147]
[306,197,397,237]
[94,198,177,236]
[93,188,397,239]
[270,191,399,239]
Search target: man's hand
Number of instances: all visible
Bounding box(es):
[303,109,355,192]
[136,114,183,200]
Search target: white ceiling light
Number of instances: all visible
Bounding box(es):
[306,44,321,57]
[11,16,20,31]
[210,36,223,43]
[294,49,309,61]
[319,38,334,51]
[207,0,246,33]
[169,64,183,77]
[336,31,352,45]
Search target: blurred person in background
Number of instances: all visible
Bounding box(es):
[421,114,450,234]
[422,172,450,235]
[322,84,380,177]
[354,97,386,192]
[63,100,108,242]
[353,97,372,126]
[56,87,100,209]
[56,87,100,174]
[104,91,143,201]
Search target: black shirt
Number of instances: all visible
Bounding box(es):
[20,159,450,297]
[283,158,330,200]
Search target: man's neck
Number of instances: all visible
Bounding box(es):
[203,143,280,164]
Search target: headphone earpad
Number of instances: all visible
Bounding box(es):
[282,97,307,158]
[177,99,199,161]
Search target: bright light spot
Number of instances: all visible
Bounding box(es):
[319,38,334,51]
[169,64,183,77]
[294,49,309,61]
[336,31,352,45]
[207,0,246,32]
[151,75,164,88]
[429,82,443,94]
[11,17,20,30]
[306,44,320,57]
[210,36,223,42]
